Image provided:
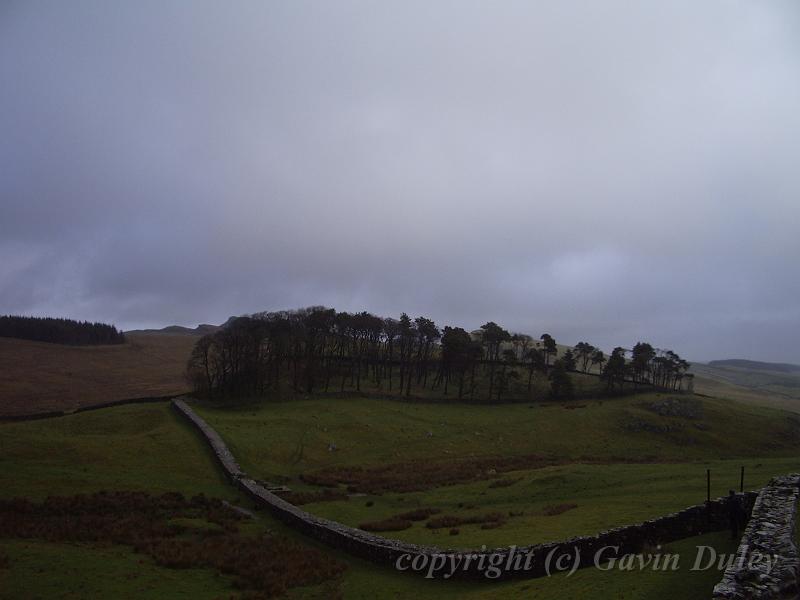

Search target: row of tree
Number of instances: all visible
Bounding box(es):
[599,342,691,392]
[0,315,125,346]
[187,306,691,401]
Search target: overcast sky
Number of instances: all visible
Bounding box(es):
[2,1,799,362]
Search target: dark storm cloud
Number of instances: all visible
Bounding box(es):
[2,1,799,362]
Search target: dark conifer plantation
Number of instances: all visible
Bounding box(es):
[186,306,691,401]
[0,315,125,346]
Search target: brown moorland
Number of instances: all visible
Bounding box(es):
[0,491,346,597]
[0,333,196,417]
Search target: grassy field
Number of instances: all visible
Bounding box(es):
[0,403,235,500]
[692,362,800,413]
[192,393,800,549]
[2,330,795,597]
[300,458,800,549]
[192,393,800,471]
[0,401,755,599]
[0,333,196,416]
[0,539,236,600]
[0,531,741,600]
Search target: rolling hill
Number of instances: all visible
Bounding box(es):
[0,332,197,417]
[707,359,800,373]
[124,323,221,336]
[691,359,800,413]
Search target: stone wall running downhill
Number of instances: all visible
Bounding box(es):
[0,394,177,422]
[713,474,800,600]
[172,398,759,581]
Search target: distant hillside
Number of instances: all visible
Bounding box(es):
[0,332,196,416]
[708,359,800,374]
[691,359,800,413]
[125,323,220,336]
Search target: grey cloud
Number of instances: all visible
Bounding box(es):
[1,0,800,362]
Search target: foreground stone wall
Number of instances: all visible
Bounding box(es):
[172,399,757,580]
[713,474,799,599]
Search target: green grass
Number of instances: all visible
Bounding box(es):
[192,393,800,478]
[302,458,800,549]
[0,532,743,600]
[0,403,235,500]
[692,363,800,396]
[692,362,800,413]
[0,398,789,599]
[0,539,235,600]
[192,393,800,547]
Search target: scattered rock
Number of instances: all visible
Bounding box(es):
[643,397,703,419]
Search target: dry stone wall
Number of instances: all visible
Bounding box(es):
[0,394,176,422]
[713,474,799,599]
[172,398,758,580]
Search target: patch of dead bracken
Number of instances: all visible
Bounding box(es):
[0,491,346,598]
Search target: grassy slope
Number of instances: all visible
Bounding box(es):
[192,393,800,477]
[0,532,738,600]
[193,394,800,548]
[327,530,741,600]
[307,458,800,549]
[0,403,234,500]
[692,362,800,413]
[0,333,196,416]
[0,401,748,599]
[1,332,791,598]
[0,540,235,600]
